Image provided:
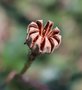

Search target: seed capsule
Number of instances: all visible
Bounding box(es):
[25,20,61,54]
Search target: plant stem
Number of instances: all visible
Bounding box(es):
[20,51,37,74]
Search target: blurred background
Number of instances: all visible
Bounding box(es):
[0,0,82,90]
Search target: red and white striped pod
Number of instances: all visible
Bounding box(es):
[25,20,61,54]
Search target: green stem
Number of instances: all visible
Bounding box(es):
[20,51,37,74]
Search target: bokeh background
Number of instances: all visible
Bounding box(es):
[0,0,82,90]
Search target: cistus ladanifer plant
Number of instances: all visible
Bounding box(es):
[21,20,61,74]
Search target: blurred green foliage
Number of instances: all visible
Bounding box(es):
[0,0,82,90]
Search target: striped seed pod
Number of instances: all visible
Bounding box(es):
[25,20,61,54]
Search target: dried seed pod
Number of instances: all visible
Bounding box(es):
[25,20,61,54]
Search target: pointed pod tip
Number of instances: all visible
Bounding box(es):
[55,27,60,30]
[37,20,43,23]
[48,20,54,24]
